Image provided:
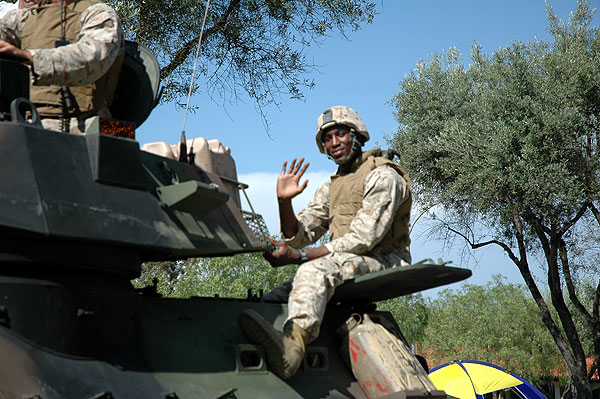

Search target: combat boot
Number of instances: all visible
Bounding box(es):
[238,309,310,379]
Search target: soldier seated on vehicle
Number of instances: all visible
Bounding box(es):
[0,0,124,133]
[239,105,413,379]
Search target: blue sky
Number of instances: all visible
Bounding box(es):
[137,1,599,292]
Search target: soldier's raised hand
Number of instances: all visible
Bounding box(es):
[277,158,309,201]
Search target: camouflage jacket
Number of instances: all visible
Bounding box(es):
[283,164,412,266]
[0,1,17,18]
[0,2,123,87]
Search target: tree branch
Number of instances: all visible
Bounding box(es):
[594,280,600,327]
[529,216,588,377]
[559,202,589,236]
[160,0,242,80]
[589,202,600,226]
[445,225,521,265]
[559,239,598,332]
[508,202,580,372]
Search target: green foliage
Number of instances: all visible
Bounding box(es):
[390,3,600,394]
[378,293,430,344]
[132,252,297,298]
[391,2,600,231]
[106,0,375,110]
[132,233,331,298]
[421,276,566,384]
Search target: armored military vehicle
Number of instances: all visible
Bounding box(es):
[0,44,471,399]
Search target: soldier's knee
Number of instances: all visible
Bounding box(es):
[299,257,337,274]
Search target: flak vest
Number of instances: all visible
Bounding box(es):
[21,0,123,117]
[329,149,412,259]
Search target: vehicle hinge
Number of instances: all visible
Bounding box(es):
[0,306,10,328]
[88,392,114,399]
[212,388,237,399]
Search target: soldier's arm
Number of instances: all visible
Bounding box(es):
[263,237,330,267]
[29,3,123,86]
[278,198,298,239]
[264,180,331,267]
[0,8,26,48]
[280,180,330,248]
[276,158,310,238]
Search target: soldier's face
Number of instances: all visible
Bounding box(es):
[323,126,352,163]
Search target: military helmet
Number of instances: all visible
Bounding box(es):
[315,105,369,154]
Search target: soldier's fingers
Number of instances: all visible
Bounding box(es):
[281,161,287,175]
[298,161,310,178]
[262,251,275,263]
[270,236,284,247]
[293,157,305,174]
[299,179,309,192]
[288,158,297,174]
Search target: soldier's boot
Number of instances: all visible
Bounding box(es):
[238,309,310,379]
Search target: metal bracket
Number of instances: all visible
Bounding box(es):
[156,180,229,216]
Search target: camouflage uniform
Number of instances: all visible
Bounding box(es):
[281,164,411,342]
[0,2,17,18]
[0,2,123,133]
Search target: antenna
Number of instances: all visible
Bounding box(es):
[59,0,65,40]
[179,0,212,163]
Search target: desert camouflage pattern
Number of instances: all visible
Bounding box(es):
[285,165,411,260]
[0,1,16,18]
[0,3,122,87]
[280,165,411,341]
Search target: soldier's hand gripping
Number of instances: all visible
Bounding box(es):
[277,158,309,201]
[0,41,32,65]
[263,237,298,267]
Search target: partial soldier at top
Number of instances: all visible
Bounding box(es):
[0,0,123,133]
[239,105,413,379]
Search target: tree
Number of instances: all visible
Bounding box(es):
[106,0,375,114]
[133,252,297,298]
[378,293,430,345]
[390,1,600,397]
[421,277,567,392]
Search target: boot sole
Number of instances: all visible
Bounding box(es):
[238,310,288,378]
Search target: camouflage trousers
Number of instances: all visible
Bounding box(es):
[269,252,389,342]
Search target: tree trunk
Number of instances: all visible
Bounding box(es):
[509,212,593,399]
[567,373,593,399]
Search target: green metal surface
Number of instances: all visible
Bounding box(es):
[0,123,264,273]
[0,52,473,398]
[0,280,381,399]
[332,264,473,304]
[110,41,161,127]
[156,180,230,216]
[0,59,29,118]
[0,119,472,398]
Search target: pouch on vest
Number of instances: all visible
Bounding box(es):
[337,313,443,399]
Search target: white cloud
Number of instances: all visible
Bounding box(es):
[238,170,332,235]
